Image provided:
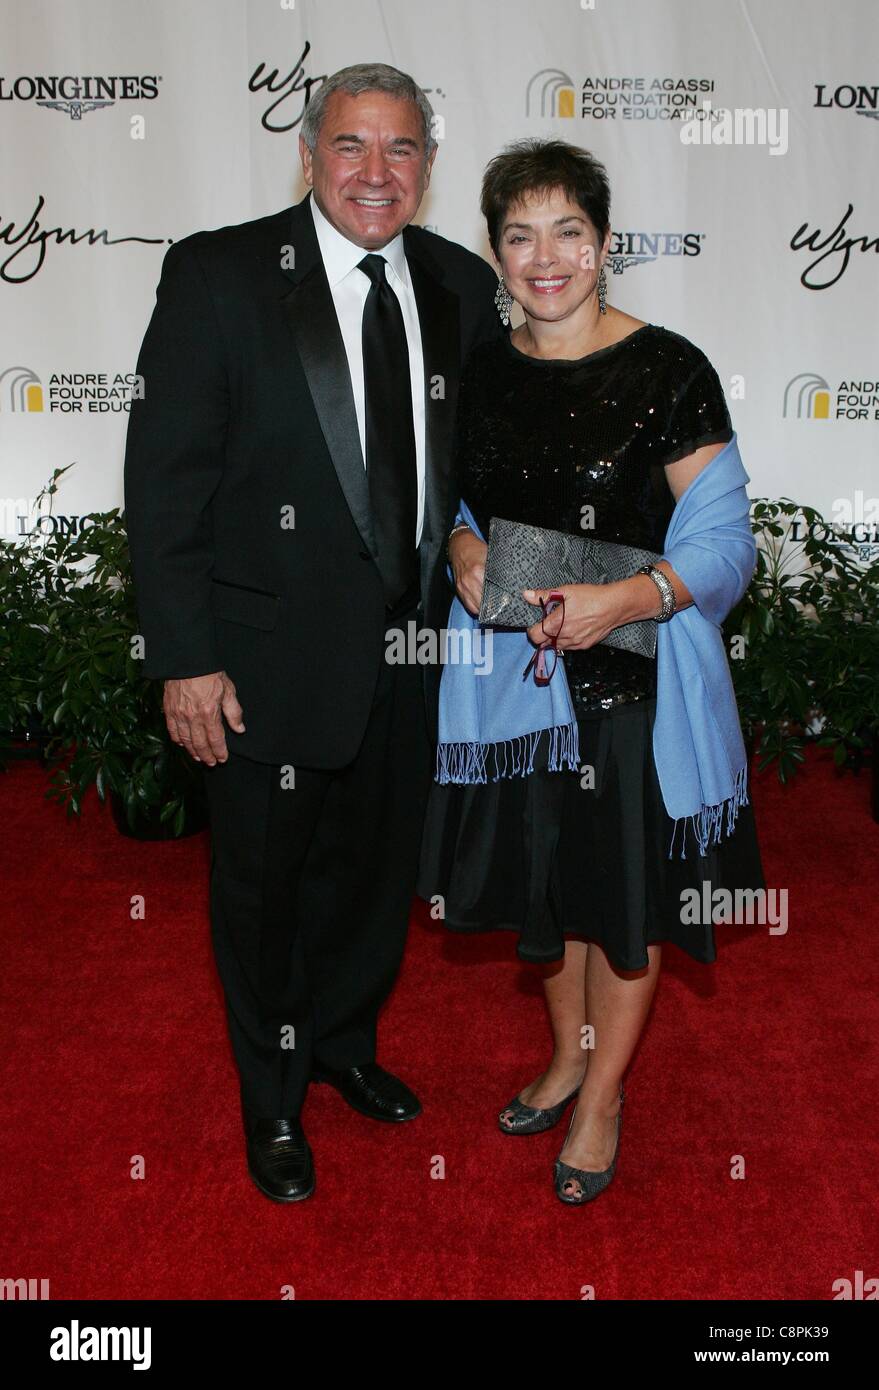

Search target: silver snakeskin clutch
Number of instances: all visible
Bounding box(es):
[477,516,661,659]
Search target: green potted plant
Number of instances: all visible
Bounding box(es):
[4,470,207,838]
[0,467,80,766]
[724,498,879,814]
[0,524,51,765]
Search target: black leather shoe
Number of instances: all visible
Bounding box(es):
[312,1062,421,1122]
[242,1108,315,1203]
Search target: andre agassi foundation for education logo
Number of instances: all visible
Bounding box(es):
[783,373,831,420]
[525,68,718,122]
[783,372,879,421]
[0,366,43,411]
[0,363,141,414]
[525,69,578,119]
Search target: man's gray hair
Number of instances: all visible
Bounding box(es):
[301,62,437,159]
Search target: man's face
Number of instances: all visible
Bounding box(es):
[300,90,436,249]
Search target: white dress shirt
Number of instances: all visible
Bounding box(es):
[309,191,426,548]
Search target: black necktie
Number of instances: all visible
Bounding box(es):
[358,253,418,607]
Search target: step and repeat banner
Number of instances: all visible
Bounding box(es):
[1,0,877,545]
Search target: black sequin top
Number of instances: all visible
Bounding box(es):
[456,323,734,716]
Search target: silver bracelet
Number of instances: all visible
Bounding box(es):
[636,563,676,622]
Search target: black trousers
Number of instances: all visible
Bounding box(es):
[202,601,431,1118]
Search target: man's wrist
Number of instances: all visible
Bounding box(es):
[446,522,473,563]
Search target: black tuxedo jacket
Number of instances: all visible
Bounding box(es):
[123,191,503,767]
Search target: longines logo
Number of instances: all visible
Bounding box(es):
[13,512,97,538]
[814,84,879,120]
[790,203,879,289]
[0,73,161,119]
[783,372,879,421]
[0,491,99,540]
[606,230,704,273]
[526,70,717,122]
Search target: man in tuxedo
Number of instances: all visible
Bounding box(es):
[123,63,502,1201]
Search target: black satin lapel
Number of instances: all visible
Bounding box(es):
[279,268,378,561]
[408,255,461,560]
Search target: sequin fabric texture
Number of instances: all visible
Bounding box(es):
[457,324,734,714]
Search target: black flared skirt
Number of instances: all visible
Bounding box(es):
[416,694,765,971]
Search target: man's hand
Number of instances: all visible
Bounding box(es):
[449,527,487,616]
[163,671,245,766]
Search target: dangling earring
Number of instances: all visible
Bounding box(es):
[495,272,513,326]
[597,265,608,315]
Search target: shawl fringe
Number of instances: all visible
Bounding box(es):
[667,763,751,860]
[436,721,580,786]
[437,727,749,862]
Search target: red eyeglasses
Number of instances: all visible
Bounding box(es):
[522,591,565,686]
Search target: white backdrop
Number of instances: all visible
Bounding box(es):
[1,0,877,541]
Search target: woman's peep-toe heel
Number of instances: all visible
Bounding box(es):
[498,1084,582,1135]
[554,1084,625,1205]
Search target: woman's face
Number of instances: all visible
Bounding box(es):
[495,187,610,323]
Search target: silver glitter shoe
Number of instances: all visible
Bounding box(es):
[498,1083,582,1135]
[554,1084,625,1205]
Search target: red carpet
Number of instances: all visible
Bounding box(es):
[1,748,877,1301]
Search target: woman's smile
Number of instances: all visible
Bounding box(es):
[527,275,572,294]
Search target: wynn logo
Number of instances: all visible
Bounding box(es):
[790,204,879,289]
[249,42,326,133]
[0,195,165,284]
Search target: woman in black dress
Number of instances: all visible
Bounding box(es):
[417,139,765,1204]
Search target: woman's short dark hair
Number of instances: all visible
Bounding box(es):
[480,138,611,255]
